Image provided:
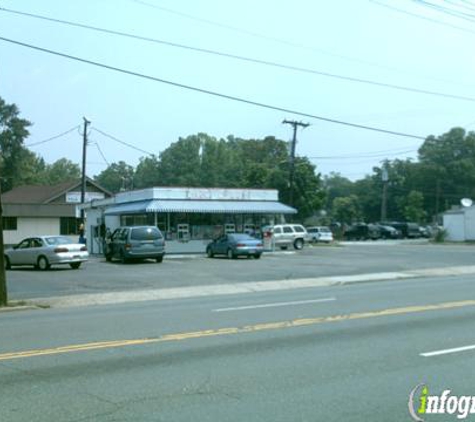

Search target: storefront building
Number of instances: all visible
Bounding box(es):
[81,187,296,254]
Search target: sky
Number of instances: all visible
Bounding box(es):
[1,0,475,182]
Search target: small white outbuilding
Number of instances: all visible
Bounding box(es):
[443,206,475,241]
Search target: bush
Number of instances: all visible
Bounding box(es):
[433,228,447,243]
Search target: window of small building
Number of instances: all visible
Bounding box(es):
[60,217,79,235]
[2,217,17,231]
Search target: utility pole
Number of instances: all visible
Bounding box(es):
[0,182,7,306]
[380,165,389,222]
[81,117,90,221]
[282,120,309,207]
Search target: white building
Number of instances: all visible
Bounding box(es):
[443,206,475,241]
[1,178,111,246]
[80,187,297,254]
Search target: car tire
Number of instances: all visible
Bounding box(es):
[70,262,81,269]
[254,253,261,259]
[156,256,163,263]
[105,254,112,262]
[4,256,11,270]
[227,248,235,259]
[206,248,214,258]
[37,256,50,271]
[293,239,304,250]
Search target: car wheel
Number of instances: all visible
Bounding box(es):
[37,256,50,271]
[293,239,304,250]
[70,262,81,269]
[206,248,214,258]
[4,256,11,270]
[156,256,163,263]
[254,253,261,259]
[105,254,112,262]
[227,248,235,259]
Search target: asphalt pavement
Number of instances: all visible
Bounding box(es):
[6,241,475,302]
[1,271,475,421]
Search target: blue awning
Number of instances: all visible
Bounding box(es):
[105,200,296,215]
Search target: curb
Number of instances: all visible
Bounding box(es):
[0,305,41,313]
[24,265,475,310]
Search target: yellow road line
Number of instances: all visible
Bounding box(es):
[1,299,475,362]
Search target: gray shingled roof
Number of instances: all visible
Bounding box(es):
[1,178,111,204]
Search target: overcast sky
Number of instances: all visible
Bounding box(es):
[1,0,475,181]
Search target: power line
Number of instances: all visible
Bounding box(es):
[93,141,110,166]
[413,0,475,23]
[128,1,475,88]
[92,127,156,156]
[2,7,473,102]
[371,0,475,35]
[0,35,428,140]
[308,148,417,160]
[25,125,80,147]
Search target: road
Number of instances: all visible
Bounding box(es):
[1,271,475,421]
[7,241,475,300]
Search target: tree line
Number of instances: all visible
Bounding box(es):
[1,96,474,223]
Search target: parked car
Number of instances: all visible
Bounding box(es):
[376,224,400,239]
[384,222,421,238]
[105,226,165,263]
[263,224,309,250]
[206,233,263,259]
[344,223,380,241]
[4,236,88,270]
[306,226,333,243]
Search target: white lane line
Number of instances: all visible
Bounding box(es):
[212,297,336,312]
[420,344,475,357]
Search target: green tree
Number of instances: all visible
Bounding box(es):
[43,158,80,185]
[332,195,362,224]
[134,155,160,188]
[0,97,32,191]
[95,161,135,193]
[403,190,426,223]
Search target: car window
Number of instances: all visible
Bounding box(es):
[293,226,305,233]
[119,229,129,240]
[31,239,43,248]
[17,239,31,249]
[45,236,72,246]
[274,227,282,234]
[283,226,293,233]
[131,227,163,241]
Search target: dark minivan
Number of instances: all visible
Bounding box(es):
[105,226,165,263]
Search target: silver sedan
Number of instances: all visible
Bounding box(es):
[4,236,89,270]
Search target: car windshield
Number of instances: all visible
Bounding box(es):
[131,227,162,240]
[44,236,73,246]
[228,234,254,241]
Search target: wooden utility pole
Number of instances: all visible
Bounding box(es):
[80,117,90,220]
[0,183,7,306]
[282,120,309,207]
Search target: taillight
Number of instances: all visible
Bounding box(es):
[257,243,263,247]
[236,243,245,247]
[125,243,131,250]
[80,246,87,252]
[54,247,69,253]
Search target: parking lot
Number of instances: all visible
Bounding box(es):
[6,241,475,302]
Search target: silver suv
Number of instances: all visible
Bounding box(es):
[269,224,309,250]
[105,226,165,263]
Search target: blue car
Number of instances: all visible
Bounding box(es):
[206,233,263,259]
